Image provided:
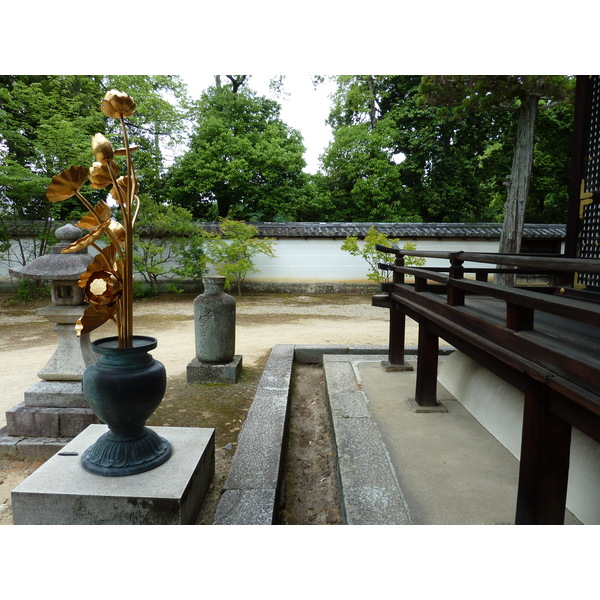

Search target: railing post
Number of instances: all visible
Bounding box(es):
[506,303,534,331]
[383,250,413,372]
[447,255,465,306]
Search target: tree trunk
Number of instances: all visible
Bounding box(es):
[496,93,539,284]
[366,76,378,130]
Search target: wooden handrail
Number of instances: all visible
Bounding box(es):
[376,243,600,273]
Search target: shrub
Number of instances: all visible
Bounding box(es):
[341,226,426,283]
[204,218,276,296]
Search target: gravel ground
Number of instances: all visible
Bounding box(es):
[0,292,418,525]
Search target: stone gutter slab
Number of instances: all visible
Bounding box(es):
[213,344,413,525]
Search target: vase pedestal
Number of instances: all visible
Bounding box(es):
[11,424,215,525]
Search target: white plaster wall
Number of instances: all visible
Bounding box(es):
[438,351,600,524]
[250,238,502,283]
[1,236,503,284]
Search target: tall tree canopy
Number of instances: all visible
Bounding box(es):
[418,75,574,252]
[165,77,309,221]
[0,74,190,266]
[0,75,190,221]
[320,75,574,227]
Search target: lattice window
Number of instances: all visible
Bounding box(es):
[585,76,600,194]
[578,199,600,287]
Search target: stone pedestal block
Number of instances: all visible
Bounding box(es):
[35,305,95,380]
[24,380,88,408]
[6,403,100,438]
[12,424,215,525]
[186,355,243,383]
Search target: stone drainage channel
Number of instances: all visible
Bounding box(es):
[213,344,412,525]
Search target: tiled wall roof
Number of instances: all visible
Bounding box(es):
[8,220,566,240]
[198,222,566,240]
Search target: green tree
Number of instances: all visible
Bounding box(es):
[341,226,425,283]
[0,75,191,269]
[165,79,308,221]
[322,75,505,222]
[132,198,206,294]
[418,75,574,252]
[205,218,276,295]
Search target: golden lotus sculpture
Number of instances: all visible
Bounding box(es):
[46,90,140,348]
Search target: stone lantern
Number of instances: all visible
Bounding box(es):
[4,224,102,451]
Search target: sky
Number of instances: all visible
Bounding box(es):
[179,74,337,174]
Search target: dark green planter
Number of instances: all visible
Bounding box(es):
[81,335,172,477]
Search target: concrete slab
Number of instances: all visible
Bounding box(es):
[11,424,215,525]
[324,354,412,525]
[6,402,100,438]
[355,358,580,524]
[214,345,294,524]
[214,489,276,525]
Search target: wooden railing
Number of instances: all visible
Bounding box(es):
[372,244,600,524]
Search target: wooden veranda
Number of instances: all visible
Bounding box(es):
[373,75,600,525]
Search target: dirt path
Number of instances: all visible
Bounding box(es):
[0,292,418,525]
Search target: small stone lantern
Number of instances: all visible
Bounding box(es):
[5,224,101,446]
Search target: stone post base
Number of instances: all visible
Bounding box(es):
[186,355,242,384]
[6,402,101,438]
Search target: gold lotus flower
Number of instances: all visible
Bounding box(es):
[84,270,123,307]
[46,166,89,202]
[89,161,118,189]
[91,133,114,163]
[46,89,140,347]
[101,90,136,119]
[77,245,118,290]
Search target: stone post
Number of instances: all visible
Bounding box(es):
[2,224,101,455]
[186,276,242,383]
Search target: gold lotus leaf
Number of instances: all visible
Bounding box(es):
[89,161,118,189]
[107,219,126,242]
[100,90,136,119]
[62,218,125,254]
[77,201,112,230]
[114,146,140,155]
[91,133,114,163]
[76,303,117,336]
[46,166,89,202]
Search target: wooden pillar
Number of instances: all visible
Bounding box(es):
[385,252,412,371]
[388,300,407,367]
[415,321,439,407]
[447,257,465,306]
[515,381,572,524]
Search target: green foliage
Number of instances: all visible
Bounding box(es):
[204,218,276,295]
[321,75,574,224]
[172,234,209,283]
[341,226,426,283]
[13,278,50,302]
[132,198,207,293]
[0,75,192,274]
[416,75,575,225]
[165,84,308,220]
